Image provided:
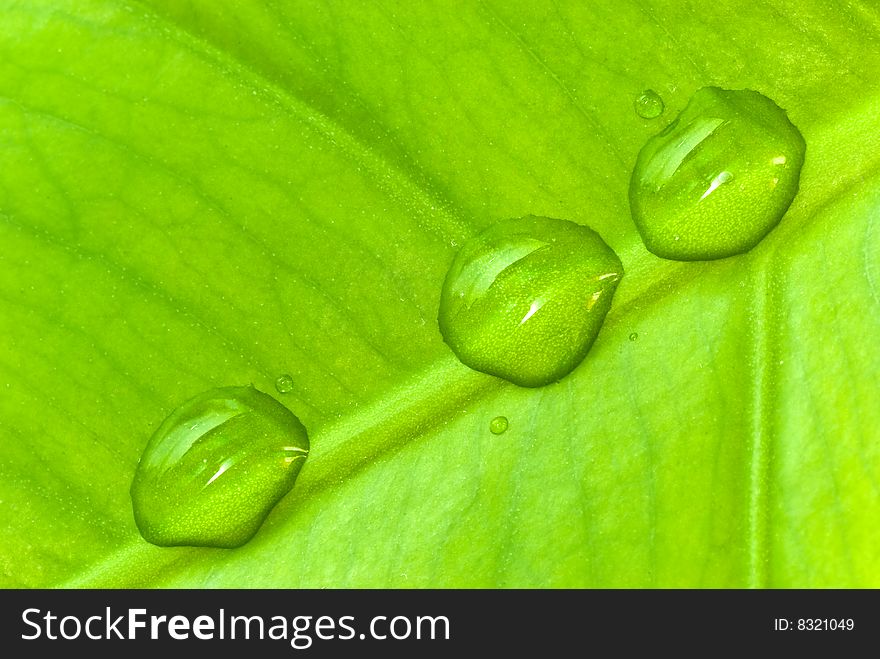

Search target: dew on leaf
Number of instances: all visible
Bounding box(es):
[629,332,638,341]
[634,89,665,119]
[130,386,309,548]
[275,373,294,394]
[438,215,623,387]
[629,86,806,260]
[489,416,509,435]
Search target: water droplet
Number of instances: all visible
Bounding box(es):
[634,89,664,119]
[629,332,638,341]
[275,373,294,394]
[130,386,309,548]
[438,215,623,387]
[489,416,509,435]
[629,87,805,260]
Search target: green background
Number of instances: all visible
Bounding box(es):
[0,0,877,587]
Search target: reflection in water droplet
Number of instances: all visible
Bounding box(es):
[629,87,805,260]
[130,386,309,548]
[634,89,665,119]
[699,170,733,200]
[438,216,623,387]
[275,373,294,394]
[629,332,638,341]
[490,416,509,435]
[519,299,545,325]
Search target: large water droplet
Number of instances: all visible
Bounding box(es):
[438,215,623,387]
[634,89,664,119]
[130,386,309,548]
[629,87,805,260]
[489,416,509,435]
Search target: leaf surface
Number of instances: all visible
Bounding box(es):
[0,0,878,588]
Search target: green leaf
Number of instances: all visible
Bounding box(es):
[1,0,878,588]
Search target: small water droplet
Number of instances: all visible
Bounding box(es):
[438,215,623,387]
[489,416,509,435]
[629,87,805,260]
[130,386,309,548]
[629,332,638,341]
[634,89,665,119]
[275,373,294,394]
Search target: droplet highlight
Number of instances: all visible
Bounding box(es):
[275,373,294,394]
[130,386,309,548]
[634,89,664,119]
[438,215,623,388]
[489,416,509,435]
[629,86,805,260]
[629,332,638,341]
